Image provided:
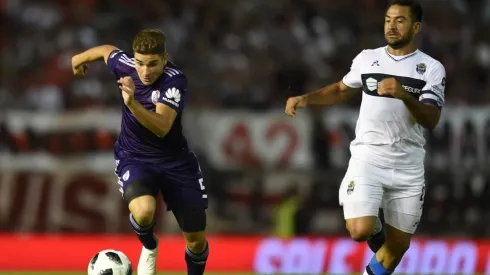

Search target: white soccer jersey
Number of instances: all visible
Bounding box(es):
[342,46,446,168]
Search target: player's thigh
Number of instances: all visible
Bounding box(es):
[166,182,207,233]
[161,167,208,232]
[114,159,161,205]
[339,159,387,220]
[383,167,425,234]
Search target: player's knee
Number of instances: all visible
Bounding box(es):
[131,206,155,226]
[349,228,373,242]
[183,231,207,253]
[186,239,207,254]
[128,196,156,226]
[346,218,375,242]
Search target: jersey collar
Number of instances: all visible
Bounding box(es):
[384,46,419,62]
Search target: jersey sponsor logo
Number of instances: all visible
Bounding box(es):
[163,87,181,107]
[151,90,160,105]
[402,85,421,94]
[366,78,378,91]
[361,73,426,99]
[416,62,427,75]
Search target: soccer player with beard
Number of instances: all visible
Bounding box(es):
[71,29,209,275]
[285,1,445,274]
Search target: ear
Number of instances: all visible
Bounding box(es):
[413,22,421,35]
[162,53,169,66]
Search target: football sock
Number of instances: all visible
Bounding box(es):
[365,255,393,275]
[129,213,157,250]
[185,241,209,275]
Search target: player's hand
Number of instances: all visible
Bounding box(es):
[378,78,406,99]
[118,76,136,106]
[71,55,88,76]
[285,95,307,118]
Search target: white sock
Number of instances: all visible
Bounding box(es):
[373,216,382,235]
[363,270,370,275]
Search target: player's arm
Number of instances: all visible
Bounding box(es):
[378,63,446,130]
[397,90,441,130]
[72,45,118,65]
[285,51,363,117]
[118,76,185,137]
[126,101,177,137]
[304,81,358,105]
[71,45,119,75]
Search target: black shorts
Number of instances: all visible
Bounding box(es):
[114,154,208,232]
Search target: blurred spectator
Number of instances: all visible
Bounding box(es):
[274,185,301,238]
[1,0,489,111]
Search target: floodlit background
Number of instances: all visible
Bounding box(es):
[1,0,490,274]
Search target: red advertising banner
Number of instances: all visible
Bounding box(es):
[0,235,489,274]
[0,172,172,233]
[197,110,314,169]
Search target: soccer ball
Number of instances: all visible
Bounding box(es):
[88,249,133,275]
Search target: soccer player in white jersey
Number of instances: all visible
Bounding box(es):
[285,1,445,275]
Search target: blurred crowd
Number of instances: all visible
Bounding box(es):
[2,0,490,237]
[1,0,490,113]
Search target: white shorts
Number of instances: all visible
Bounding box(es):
[338,158,425,234]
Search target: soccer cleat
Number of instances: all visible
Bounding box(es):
[137,235,159,275]
[367,209,386,253]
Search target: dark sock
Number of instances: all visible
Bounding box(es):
[129,213,157,250]
[185,241,209,275]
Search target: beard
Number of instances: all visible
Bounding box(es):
[385,32,413,49]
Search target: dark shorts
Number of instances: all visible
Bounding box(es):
[114,153,208,232]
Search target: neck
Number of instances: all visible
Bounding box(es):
[387,42,417,56]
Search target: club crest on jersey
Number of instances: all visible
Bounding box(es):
[416,63,426,75]
[151,90,160,105]
[347,180,355,195]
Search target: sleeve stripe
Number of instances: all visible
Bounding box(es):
[119,59,135,68]
[420,98,442,109]
[421,90,441,97]
[120,55,135,65]
[164,68,182,77]
[167,68,181,75]
[170,68,181,75]
[419,93,439,101]
[420,90,444,103]
[109,50,122,59]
